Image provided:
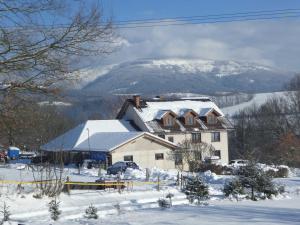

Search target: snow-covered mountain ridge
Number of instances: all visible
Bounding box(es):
[79,58,293,95]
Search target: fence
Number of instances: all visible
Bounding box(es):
[0,172,189,194]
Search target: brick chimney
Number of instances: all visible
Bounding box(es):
[133,95,141,108]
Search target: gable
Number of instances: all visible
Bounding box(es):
[111,134,177,153]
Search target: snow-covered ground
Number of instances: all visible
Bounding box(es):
[0,165,299,225]
[221,91,287,117]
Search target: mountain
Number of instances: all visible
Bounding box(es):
[81,58,294,95]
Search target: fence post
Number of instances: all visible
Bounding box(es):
[146,168,150,181]
[180,174,183,189]
[117,174,121,194]
[66,176,70,195]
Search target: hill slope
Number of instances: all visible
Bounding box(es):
[82,59,293,95]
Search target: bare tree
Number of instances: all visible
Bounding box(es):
[0,0,114,147]
[171,138,215,172]
[0,0,114,94]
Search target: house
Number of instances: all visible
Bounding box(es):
[117,96,233,164]
[41,120,178,169]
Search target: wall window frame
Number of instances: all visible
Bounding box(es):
[211,132,221,142]
[155,153,164,160]
[124,155,133,161]
[191,132,201,143]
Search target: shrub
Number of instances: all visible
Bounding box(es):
[166,193,174,206]
[0,202,10,222]
[85,204,98,219]
[184,176,209,204]
[228,163,283,200]
[223,179,244,198]
[266,168,289,178]
[276,168,289,178]
[158,198,171,208]
[48,199,61,221]
[196,164,233,175]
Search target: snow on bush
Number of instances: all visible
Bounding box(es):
[48,199,61,221]
[183,176,209,204]
[85,204,98,219]
[0,202,10,223]
[224,163,285,201]
[123,168,178,181]
[158,198,171,208]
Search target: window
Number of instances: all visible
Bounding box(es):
[207,115,217,124]
[124,155,133,161]
[165,117,174,126]
[192,133,201,143]
[168,136,174,142]
[214,150,221,159]
[186,116,194,125]
[211,132,220,142]
[158,133,165,139]
[155,153,164,160]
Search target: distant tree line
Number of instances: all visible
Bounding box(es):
[230,74,300,167]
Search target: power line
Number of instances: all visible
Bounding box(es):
[116,14,300,29]
[1,8,300,29]
[114,8,300,25]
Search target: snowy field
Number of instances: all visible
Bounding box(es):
[0,165,299,225]
[221,91,287,117]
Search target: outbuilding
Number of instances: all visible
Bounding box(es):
[41,120,179,170]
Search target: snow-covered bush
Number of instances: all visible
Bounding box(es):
[113,203,121,215]
[183,176,209,204]
[166,193,174,206]
[223,179,244,199]
[0,202,10,223]
[158,198,171,208]
[48,199,61,221]
[233,163,283,200]
[85,204,98,219]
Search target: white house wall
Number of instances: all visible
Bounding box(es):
[164,130,229,164]
[111,136,175,170]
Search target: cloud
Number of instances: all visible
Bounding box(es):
[101,19,300,71]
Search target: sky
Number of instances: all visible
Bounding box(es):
[94,0,300,72]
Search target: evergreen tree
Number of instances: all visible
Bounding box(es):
[0,202,10,222]
[48,199,61,221]
[225,163,282,200]
[184,176,209,204]
[223,179,244,200]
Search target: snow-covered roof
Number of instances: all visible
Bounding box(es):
[43,130,178,152]
[136,100,224,122]
[74,132,142,152]
[41,120,138,151]
[154,110,170,120]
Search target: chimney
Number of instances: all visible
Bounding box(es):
[133,95,141,108]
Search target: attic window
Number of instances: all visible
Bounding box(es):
[207,114,217,124]
[186,116,194,125]
[165,117,174,126]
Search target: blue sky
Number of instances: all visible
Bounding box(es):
[102,0,300,21]
[83,1,300,71]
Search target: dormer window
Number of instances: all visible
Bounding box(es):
[165,117,174,126]
[186,116,194,125]
[207,114,217,124]
[155,110,177,127]
[180,109,197,126]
